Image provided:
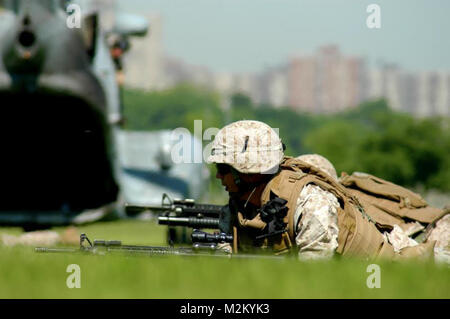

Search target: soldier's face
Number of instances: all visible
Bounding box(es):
[215,164,239,193]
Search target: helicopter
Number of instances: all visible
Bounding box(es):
[0,0,210,230]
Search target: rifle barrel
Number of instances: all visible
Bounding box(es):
[125,204,172,214]
[158,216,220,228]
[125,204,223,216]
[35,247,78,253]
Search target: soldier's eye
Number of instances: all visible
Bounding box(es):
[216,164,231,175]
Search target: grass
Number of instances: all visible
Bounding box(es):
[0,220,449,299]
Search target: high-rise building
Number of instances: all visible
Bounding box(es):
[118,11,449,118]
[288,45,366,113]
[368,66,450,117]
[398,72,419,114]
[415,72,450,117]
[254,65,288,108]
[123,13,165,90]
[94,0,116,30]
[232,73,256,100]
[288,55,316,112]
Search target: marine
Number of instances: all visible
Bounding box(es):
[208,120,449,262]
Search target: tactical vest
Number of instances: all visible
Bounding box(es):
[233,157,441,259]
[340,172,447,235]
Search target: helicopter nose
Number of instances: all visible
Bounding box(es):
[16,15,38,58]
[18,30,36,48]
[2,13,44,75]
[16,30,36,60]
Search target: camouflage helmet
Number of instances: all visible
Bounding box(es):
[208,120,284,174]
[296,154,338,180]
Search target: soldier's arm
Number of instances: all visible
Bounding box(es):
[293,184,340,260]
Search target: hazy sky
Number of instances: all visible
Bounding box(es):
[119,0,450,73]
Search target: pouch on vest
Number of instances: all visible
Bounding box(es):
[340,172,447,239]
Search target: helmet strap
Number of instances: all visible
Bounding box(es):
[244,187,258,209]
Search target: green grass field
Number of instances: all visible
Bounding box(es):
[0,220,449,299]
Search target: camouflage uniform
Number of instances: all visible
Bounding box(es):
[293,184,340,260]
[293,154,340,259]
[427,214,450,264]
[301,153,450,263]
[209,123,449,262]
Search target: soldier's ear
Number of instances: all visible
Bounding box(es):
[231,168,241,186]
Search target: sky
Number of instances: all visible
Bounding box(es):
[120,0,450,73]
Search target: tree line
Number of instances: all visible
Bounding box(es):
[123,84,450,192]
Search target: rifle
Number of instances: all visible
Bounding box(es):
[35,231,282,259]
[126,194,227,243]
